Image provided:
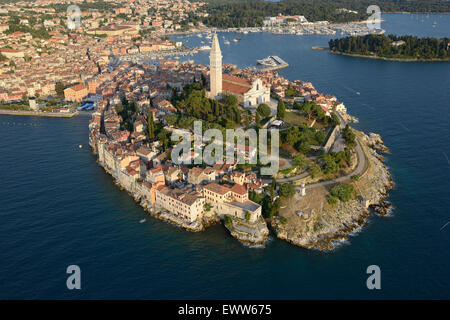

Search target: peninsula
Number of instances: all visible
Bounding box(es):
[89,34,393,250]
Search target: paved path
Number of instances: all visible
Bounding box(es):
[272,138,366,187]
[305,138,366,189]
[270,110,368,188]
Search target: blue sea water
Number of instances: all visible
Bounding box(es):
[0,14,449,299]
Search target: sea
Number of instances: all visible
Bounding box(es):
[0,13,449,299]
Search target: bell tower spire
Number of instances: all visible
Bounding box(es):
[210,33,222,99]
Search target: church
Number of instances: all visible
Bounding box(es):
[208,34,270,108]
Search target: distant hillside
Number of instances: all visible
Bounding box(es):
[201,0,450,28]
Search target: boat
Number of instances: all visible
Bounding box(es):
[199,45,211,51]
[224,40,230,45]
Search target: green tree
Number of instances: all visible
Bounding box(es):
[257,103,271,118]
[147,111,155,139]
[224,215,232,227]
[297,140,311,154]
[308,161,321,179]
[277,99,286,119]
[330,184,355,202]
[224,94,237,107]
[55,82,65,99]
[255,112,261,129]
[278,183,295,199]
[343,124,356,147]
[293,153,306,168]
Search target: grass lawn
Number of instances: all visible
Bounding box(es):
[284,111,309,126]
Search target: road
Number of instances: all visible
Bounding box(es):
[271,110,368,189]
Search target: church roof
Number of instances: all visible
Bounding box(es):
[222,74,252,95]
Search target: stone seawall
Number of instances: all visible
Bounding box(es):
[0,110,78,118]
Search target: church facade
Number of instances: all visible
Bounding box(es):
[208,34,270,108]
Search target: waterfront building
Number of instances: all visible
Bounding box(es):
[155,186,205,223]
[202,183,261,223]
[64,83,88,102]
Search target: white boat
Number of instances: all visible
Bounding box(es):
[199,45,211,51]
[224,40,230,45]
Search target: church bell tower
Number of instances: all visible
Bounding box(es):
[209,33,222,99]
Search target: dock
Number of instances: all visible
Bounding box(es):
[259,55,289,71]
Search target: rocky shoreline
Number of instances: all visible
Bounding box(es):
[271,130,394,251]
[96,158,270,245]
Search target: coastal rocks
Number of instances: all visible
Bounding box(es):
[371,200,393,216]
[272,202,370,251]
[365,132,389,153]
[148,208,205,232]
[224,216,270,247]
[201,212,221,228]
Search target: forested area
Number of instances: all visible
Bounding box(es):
[329,34,450,60]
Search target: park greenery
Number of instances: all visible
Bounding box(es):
[329,34,450,60]
[278,183,296,199]
[175,82,242,130]
[249,179,280,219]
[281,125,327,153]
[342,124,356,147]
